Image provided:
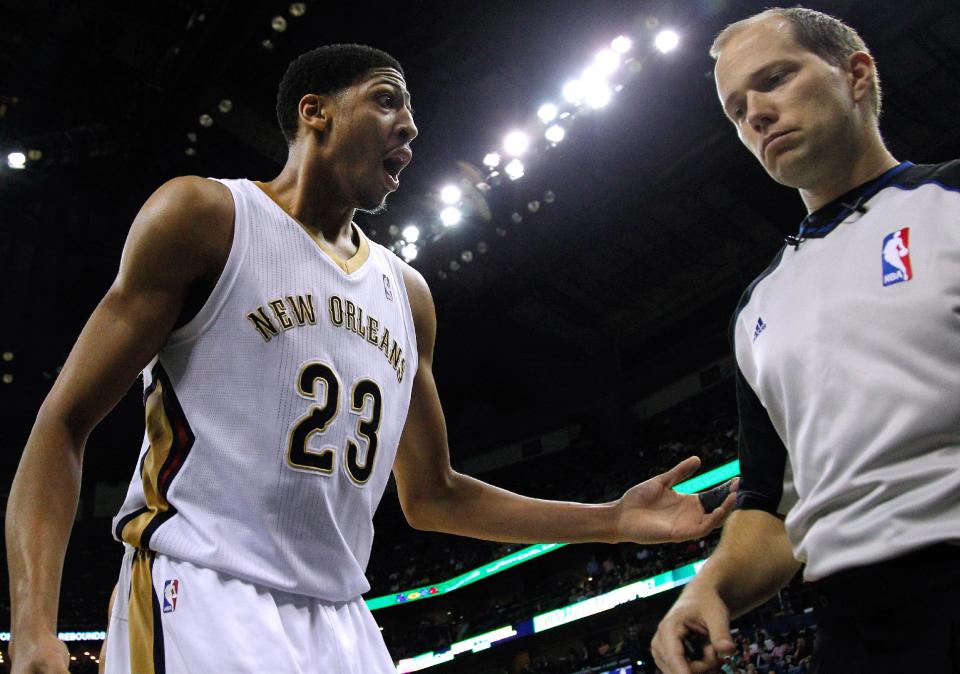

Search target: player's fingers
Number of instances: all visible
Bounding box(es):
[661,456,702,487]
[697,479,736,513]
[689,494,736,538]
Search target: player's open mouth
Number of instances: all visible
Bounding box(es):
[383,157,402,189]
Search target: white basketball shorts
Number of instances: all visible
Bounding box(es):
[103,545,397,673]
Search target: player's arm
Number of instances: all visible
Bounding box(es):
[5,176,233,673]
[651,359,801,674]
[392,267,734,546]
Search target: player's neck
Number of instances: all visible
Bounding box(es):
[267,151,356,245]
[799,132,898,213]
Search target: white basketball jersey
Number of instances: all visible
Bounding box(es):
[112,178,418,601]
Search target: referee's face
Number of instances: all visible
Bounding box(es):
[714,16,864,192]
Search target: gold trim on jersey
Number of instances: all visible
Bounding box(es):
[128,549,163,674]
[254,181,370,274]
[119,363,194,549]
[121,380,174,547]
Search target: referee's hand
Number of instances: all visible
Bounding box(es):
[651,585,736,673]
[10,630,71,674]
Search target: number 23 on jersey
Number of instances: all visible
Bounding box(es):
[286,360,383,485]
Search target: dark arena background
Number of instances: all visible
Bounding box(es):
[2,0,960,672]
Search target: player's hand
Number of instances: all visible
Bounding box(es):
[651,586,736,673]
[10,631,71,674]
[613,456,737,544]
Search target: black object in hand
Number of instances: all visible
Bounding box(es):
[698,479,735,513]
[682,632,709,661]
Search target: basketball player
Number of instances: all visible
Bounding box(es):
[7,44,735,673]
[651,8,960,673]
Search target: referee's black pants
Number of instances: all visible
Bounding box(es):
[809,543,960,674]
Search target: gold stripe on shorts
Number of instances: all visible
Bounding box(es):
[128,549,164,674]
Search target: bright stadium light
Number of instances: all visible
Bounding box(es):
[580,65,605,89]
[400,243,418,261]
[586,83,612,109]
[503,130,530,157]
[483,152,501,168]
[402,225,420,243]
[504,159,524,181]
[537,103,558,123]
[440,184,462,204]
[655,29,680,53]
[594,48,620,75]
[440,206,462,227]
[562,79,585,104]
[611,35,632,53]
[6,152,26,169]
[545,124,565,143]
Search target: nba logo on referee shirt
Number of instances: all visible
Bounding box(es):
[162,579,179,613]
[882,228,912,286]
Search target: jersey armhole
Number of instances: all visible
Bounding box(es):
[165,178,249,347]
[385,250,420,381]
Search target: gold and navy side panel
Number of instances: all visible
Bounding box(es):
[115,362,196,548]
[128,549,166,674]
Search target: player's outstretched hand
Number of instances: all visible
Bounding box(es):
[613,456,737,544]
[10,631,71,674]
[651,584,736,673]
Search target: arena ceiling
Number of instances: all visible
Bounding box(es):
[2,0,960,478]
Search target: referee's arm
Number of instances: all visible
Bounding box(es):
[651,365,801,674]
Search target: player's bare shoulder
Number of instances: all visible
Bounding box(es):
[128,176,234,265]
[118,176,235,295]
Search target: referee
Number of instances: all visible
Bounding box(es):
[652,7,960,674]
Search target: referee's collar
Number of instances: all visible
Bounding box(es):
[797,162,912,239]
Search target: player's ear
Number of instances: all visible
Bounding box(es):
[299,93,332,135]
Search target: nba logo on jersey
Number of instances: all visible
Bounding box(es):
[162,579,179,613]
[882,227,912,286]
[382,274,394,301]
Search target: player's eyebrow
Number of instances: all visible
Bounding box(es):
[371,78,414,114]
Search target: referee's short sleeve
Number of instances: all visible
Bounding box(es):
[734,360,793,515]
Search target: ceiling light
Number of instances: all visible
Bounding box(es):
[594,49,620,75]
[585,83,612,109]
[482,152,501,168]
[562,79,585,104]
[272,15,288,32]
[440,206,462,227]
[440,185,461,204]
[504,159,524,180]
[6,152,26,169]
[503,131,530,157]
[545,124,565,143]
[655,29,680,53]
[402,225,420,242]
[400,243,418,261]
[611,35,632,53]
[537,103,558,123]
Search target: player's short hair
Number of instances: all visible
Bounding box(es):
[710,7,882,118]
[276,44,404,144]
